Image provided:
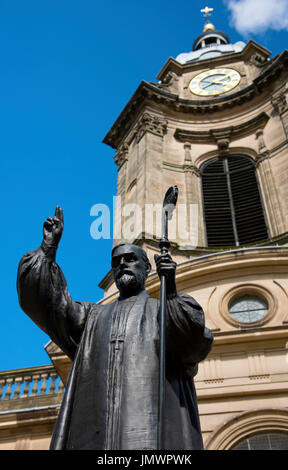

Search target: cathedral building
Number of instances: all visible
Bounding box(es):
[1,9,288,450]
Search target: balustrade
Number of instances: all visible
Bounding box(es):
[0,365,64,409]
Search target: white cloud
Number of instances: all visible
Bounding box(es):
[225,0,288,35]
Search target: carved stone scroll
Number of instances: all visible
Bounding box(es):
[114,142,129,169]
[133,113,168,144]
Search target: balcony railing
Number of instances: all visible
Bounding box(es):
[0,365,64,412]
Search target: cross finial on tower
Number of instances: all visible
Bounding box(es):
[201,5,214,19]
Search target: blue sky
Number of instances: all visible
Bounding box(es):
[0,0,287,371]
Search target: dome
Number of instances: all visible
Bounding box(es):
[193,29,230,51]
[175,8,246,65]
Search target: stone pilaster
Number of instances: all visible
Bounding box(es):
[271,88,288,139]
[113,112,168,244]
[113,142,129,245]
[182,143,205,247]
[255,130,286,236]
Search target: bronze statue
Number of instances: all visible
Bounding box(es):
[17,205,213,450]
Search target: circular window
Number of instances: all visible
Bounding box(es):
[220,284,275,327]
[228,295,268,324]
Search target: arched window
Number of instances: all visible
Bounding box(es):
[201,155,269,246]
[232,432,288,450]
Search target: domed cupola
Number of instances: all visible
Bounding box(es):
[193,7,230,50]
[193,24,230,51]
[175,6,245,65]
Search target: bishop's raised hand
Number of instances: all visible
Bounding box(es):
[42,206,64,249]
[154,252,177,298]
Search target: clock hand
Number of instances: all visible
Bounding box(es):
[201,76,230,90]
[212,77,230,85]
[211,82,226,87]
[202,82,214,89]
[202,81,225,90]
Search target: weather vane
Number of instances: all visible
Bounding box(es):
[201,5,214,19]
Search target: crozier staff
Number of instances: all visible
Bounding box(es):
[156,185,178,450]
[17,205,213,450]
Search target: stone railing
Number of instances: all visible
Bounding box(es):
[0,365,64,412]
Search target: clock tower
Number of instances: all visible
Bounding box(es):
[102,7,288,286]
[101,8,288,449]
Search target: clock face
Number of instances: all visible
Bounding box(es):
[189,68,241,96]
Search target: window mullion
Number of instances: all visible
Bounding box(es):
[224,158,239,246]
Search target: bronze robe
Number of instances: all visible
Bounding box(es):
[17,247,213,450]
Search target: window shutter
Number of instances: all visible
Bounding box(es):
[228,156,268,244]
[201,158,235,246]
[201,155,268,247]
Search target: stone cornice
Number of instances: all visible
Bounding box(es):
[174,112,269,144]
[209,325,288,345]
[103,50,288,149]
[157,245,288,288]
[99,244,288,302]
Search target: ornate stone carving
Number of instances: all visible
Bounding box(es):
[217,138,230,155]
[271,91,288,115]
[159,71,179,88]
[114,142,129,169]
[133,113,168,143]
[246,53,266,68]
[255,128,269,154]
[255,129,270,167]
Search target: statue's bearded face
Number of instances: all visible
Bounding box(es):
[111,244,150,297]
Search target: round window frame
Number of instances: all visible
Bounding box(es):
[221,285,275,328]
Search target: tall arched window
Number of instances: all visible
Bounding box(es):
[201,155,269,246]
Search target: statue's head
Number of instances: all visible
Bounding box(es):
[111,243,151,298]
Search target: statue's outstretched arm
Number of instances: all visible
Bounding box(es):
[17,207,91,360]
